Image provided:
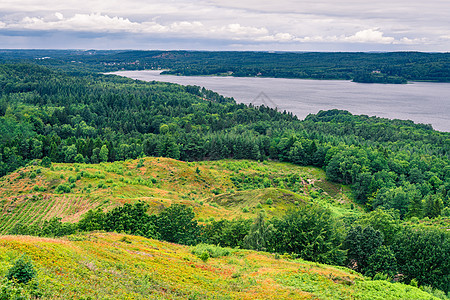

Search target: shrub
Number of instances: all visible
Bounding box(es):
[191,244,231,259]
[442,207,450,217]
[198,251,210,262]
[212,188,222,195]
[265,198,273,205]
[55,184,71,194]
[0,279,29,299]
[372,273,390,281]
[410,216,419,224]
[7,255,36,284]
[137,159,144,168]
[40,157,51,168]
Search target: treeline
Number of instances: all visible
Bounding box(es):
[1,50,450,82]
[7,50,446,83]
[0,63,449,220]
[352,72,407,84]
[10,202,450,294]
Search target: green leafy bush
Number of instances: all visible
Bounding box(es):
[0,279,28,300]
[55,183,71,194]
[198,251,209,262]
[6,255,36,284]
[191,244,230,260]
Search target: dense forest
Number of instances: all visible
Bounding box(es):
[1,50,450,83]
[0,60,449,295]
[1,63,448,216]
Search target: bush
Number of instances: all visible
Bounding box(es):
[191,244,231,259]
[7,255,36,284]
[198,251,210,262]
[55,184,71,194]
[212,188,222,195]
[372,273,390,281]
[442,207,450,217]
[40,157,51,168]
[410,216,419,224]
[0,279,28,299]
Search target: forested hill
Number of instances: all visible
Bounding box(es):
[1,63,449,217]
[0,61,449,295]
[1,49,450,82]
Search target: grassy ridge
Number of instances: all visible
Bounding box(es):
[0,232,439,300]
[0,157,356,234]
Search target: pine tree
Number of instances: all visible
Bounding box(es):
[243,211,274,252]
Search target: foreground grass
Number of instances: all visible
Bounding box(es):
[0,232,438,300]
[0,157,358,234]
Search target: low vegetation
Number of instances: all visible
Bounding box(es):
[0,232,442,299]
[0,158,355,235]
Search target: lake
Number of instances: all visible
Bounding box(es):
[113,70,450,132]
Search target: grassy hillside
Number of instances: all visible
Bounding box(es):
[0,232,439,300]
[0,157,357,234]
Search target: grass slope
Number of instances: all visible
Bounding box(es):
[0,158,357,234]
[0,232,438,300]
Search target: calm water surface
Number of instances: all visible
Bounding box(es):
[113,70,450,132]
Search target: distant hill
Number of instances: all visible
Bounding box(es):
[2,50,449,82]
[0,157,355,234]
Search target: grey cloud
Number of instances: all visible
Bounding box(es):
[0,0,448,51]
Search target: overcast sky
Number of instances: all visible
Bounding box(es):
[0,0,449,51]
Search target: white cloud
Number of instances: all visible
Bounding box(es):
[169,21,204,33]
[0,0,448,50]
[2,12,285,42]
[396,37,428,45]
[55,12,64,20]
[9,13,144,32]
[344,29,395,44]
[257,32,295,42]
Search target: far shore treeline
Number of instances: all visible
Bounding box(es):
[1,50,450,83]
